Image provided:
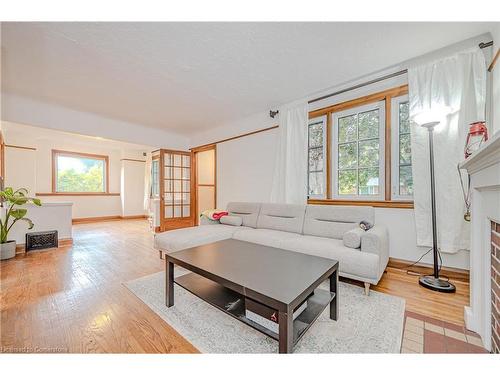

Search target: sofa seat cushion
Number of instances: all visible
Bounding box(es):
[233,228,301,249]
[154,224,247,253]
[280,235,379,281]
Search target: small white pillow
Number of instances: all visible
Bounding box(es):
[343,227,365,249]
[220,215,243,226]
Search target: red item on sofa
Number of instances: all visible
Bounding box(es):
[212,211,228,220]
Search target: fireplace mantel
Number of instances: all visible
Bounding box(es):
[460,131,500,352]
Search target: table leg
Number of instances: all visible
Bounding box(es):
[278,309,293,353]
[330,268,338,320]
[166,258,174,307]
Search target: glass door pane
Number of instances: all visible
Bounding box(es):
[162,150,191,222]
[198,186,215,217]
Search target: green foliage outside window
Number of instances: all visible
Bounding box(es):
[56,155,105,192]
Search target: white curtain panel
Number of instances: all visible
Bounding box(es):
[270,102,309,204]
[408,47,486,253]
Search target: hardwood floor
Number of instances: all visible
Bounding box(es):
[0,219,470,353]
[372,268,469,326]
[0,220,197,353]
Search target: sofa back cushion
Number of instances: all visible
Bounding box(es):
[226,202,261,228]
[256,203,306,234]
[303,205,375,239]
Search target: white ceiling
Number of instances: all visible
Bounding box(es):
[2,121,152,152]
[1,22,496,136]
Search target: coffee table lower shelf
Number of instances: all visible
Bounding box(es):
[175,272,335,346]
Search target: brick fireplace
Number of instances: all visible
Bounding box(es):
[492,220,500,353]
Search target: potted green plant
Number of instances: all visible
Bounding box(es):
[0,187,41,260]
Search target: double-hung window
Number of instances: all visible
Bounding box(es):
[307,85,413,207]
[391,95,413,200]
[307,116,327,198]
[332,101,385,200]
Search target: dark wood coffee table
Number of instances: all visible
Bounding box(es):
[165,238,338,353]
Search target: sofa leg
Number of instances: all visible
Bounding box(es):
[364,282,370,296]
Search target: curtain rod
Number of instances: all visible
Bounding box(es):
[308,40,493,105]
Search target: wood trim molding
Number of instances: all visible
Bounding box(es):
[191,144,217,153]
[308,198,414,209]
[488,48,499,72]
[52,149,110,194]
[121,215,148,220]
[0,130,4,179]
[159,148,191,156]
[36,192,120,196]
[72,215,121,223]
[72,215,147,224]
[309,85,408,119]
[120,158,146,163]
[15,238,73,254]
[5,144,37,151]
[191,125,278,151]
[387,257,469,282]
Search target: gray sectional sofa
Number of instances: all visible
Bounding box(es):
[154,202,389,294]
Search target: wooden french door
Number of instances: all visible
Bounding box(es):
[156,149,195,231]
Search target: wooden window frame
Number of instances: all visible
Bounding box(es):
[307,84,414,209]
[52,149,110,195]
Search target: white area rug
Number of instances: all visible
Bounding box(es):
[125,269,405,353]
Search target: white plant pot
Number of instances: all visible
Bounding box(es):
[0,240,17,260]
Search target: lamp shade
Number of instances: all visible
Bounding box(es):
[412,105,453,127]
[420,121,440,130]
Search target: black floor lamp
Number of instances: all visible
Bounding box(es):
[418,121,456,293]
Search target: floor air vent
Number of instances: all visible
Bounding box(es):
[26,230,58,251]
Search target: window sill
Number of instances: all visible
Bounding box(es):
[307,199,414,209]
[36,192,120,196]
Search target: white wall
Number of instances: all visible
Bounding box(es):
[8,202,73,244]
[203,37,500,270]
[2,122,149,219]
[4,146,36,194]
[191,111,276,148]
[214,126,470,269]
[1,93,190,150]
[121,160,147,217]
[491,24,500,136]
[217,128,278,209]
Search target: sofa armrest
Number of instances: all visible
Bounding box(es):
[360,225,389,282]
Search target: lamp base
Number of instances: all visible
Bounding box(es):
[418,275,456,293]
